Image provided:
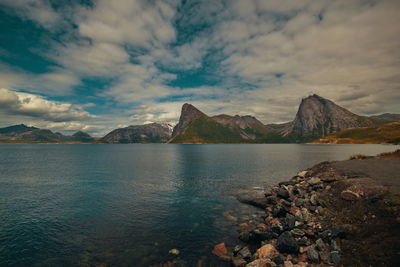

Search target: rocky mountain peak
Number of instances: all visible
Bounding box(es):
[287,94,365,138]
[172,103,208,137]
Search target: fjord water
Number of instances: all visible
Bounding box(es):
[0,144,398,266]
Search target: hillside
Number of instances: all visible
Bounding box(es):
[102,123,173,143]
[168,104,284,143]
[312,122,400,144]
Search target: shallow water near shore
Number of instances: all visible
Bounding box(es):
[0,144,398,266]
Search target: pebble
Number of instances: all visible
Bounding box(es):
[168,248,180,255]
[308,177,321,185]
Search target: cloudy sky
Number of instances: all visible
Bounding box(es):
[0,0,399,136]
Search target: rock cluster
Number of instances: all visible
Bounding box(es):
[216,170,347,267]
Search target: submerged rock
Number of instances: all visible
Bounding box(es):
[168,248,180,255]
[212,243,228,257]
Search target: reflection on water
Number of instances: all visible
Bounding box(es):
[0,144,398,266]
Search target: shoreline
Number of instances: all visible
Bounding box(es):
[212,150,400,266]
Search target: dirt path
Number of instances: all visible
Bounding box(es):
[330,157,400,192]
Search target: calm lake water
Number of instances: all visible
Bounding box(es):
[0,144,398,266]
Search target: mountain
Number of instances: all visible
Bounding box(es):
[17,129,66,142]
[169,104,282,143]
[0,124,97,143]
[283,94,391,141]
[72,131,94,142]
[0,124,38,137]
[171,104,208,138]
[312,122,400,144]
[371,113,400,121]
[102,123,173,143]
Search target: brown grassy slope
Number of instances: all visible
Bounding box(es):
[312,122,400,144]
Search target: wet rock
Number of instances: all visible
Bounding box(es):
[246,259,276,267]
[330,251,341,264]
[169,248,180,255]
[277,187,290,199]
[291,229,305,237]
[252,229,273,242]
[341,190,360,201]
[238,246,252,259]
[239,230,251,242]
[276,232,299,254]
[308,177,321,185]
[212,243,227,257]
[306,246,319,263]
[232,258,247,267]
[257,244,279,259]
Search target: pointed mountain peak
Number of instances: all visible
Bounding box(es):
[181,103,206,117]
[171,103,208,138]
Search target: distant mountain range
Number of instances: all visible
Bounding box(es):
[0,124,95,143]
[0,94,398,144]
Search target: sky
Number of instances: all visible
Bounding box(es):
[0,0,399,136]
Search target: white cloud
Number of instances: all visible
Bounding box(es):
[0,88,94,121]
[1,0,62,30]
[1,0,400,132]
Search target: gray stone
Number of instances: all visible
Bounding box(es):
[330,251,340,264]
[307,246,319,263]
[294,198,304,207]
[276,231,299,253]
[330,240,340,251]
[277,187,290,199]
[315,238,325,251]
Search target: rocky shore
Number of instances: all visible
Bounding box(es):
[212,150,400,267]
